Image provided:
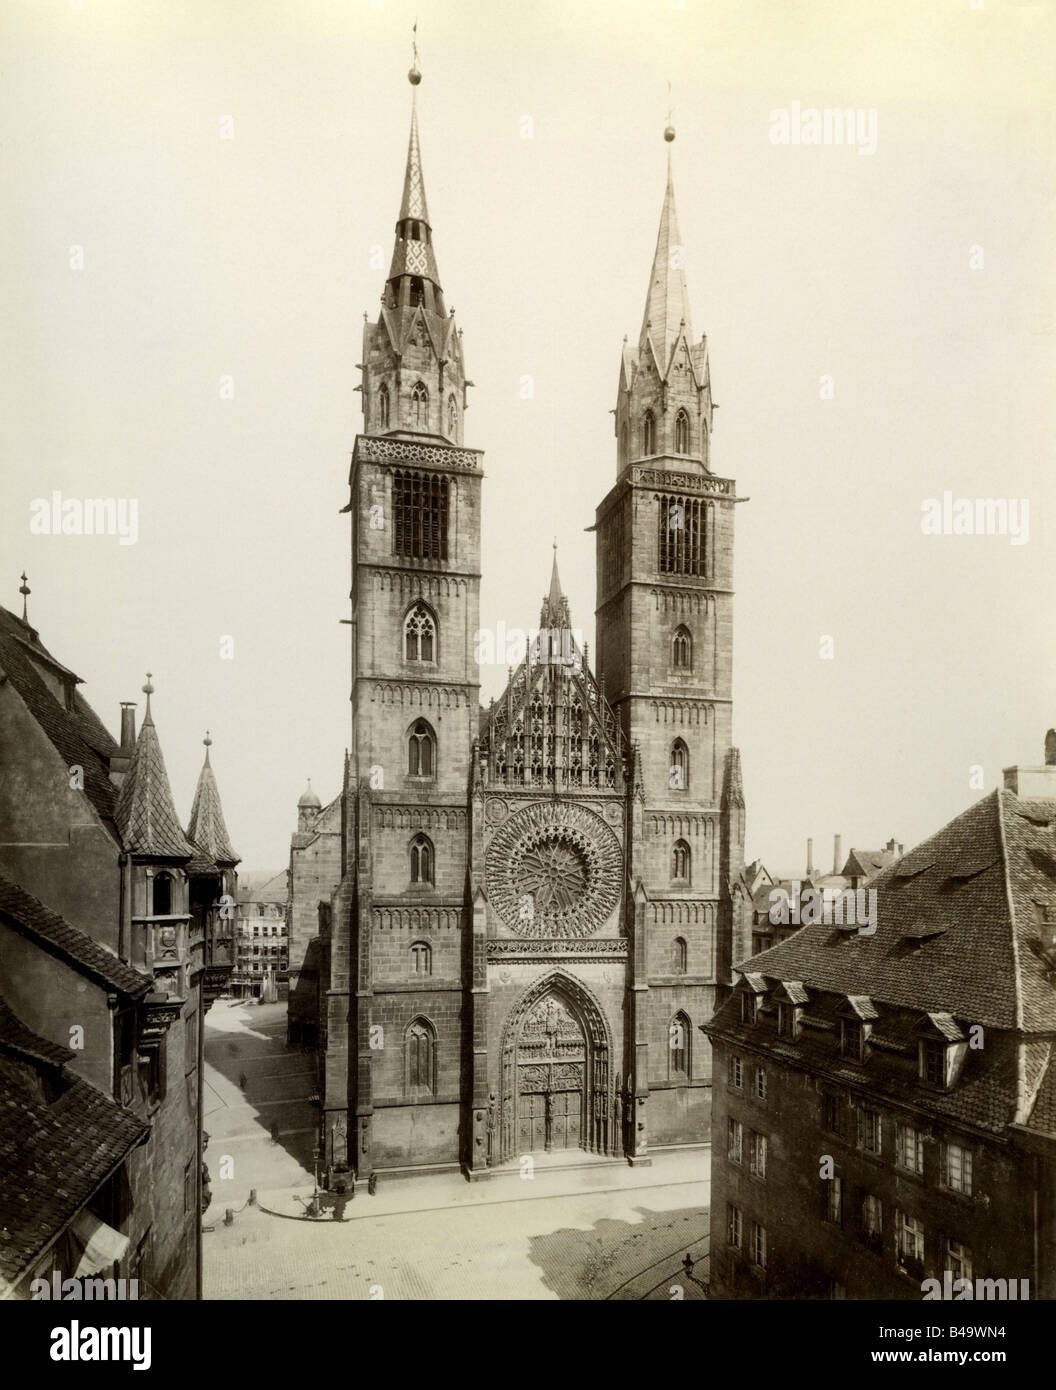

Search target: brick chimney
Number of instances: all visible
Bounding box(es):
[108,701,137,787]
[833,833,842,875]
[806,837,814,877]
[1003,730,1056,798]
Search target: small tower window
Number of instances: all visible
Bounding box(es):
[409,833,434,884]
[672,839,690,882]
[409,278,425,308]
[672,625,692,670]
[405,1017,436,1095]
[404,603,436,662]
[447,393,458,439]
[675,408,690,454]
[410,941,432,976]
[619,422,628,467]
[411,380,428,428]
[642,410,656,455]
[153,872,173,916]
[408,720,436,778]
[670,739,689,792]
[674,936,688,974]
[378,383,390,430]
[669,1011,691,1079]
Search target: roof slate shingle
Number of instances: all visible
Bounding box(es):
[114,700,194,860]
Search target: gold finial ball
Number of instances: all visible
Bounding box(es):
[408,65,422,85]
[664,125,676,143]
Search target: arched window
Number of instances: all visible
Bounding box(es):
[405,1017,436,1095]
[670,739,689,792]
[669,1011,691,1080]
[642,410,656,455]
[619,422,628,467]
[409,941,432,976]
[447,393,458,438]
[408,721,436,778]
[410,833,434,884]
[672,625,692,670]
[378,383,390,430]
[672,839,690,882]
[404,603,436,662]
[409,278,424,308]
[411,380,428,428]
[152,872,173,916]
[674,936,688,974]
[675,408,690,454]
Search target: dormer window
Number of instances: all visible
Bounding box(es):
[740,992,756,1025]
[921,1037,948,1087]
[841,1018,864,1062]
[777,1002,798,1039]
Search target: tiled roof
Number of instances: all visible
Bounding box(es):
[843,847,899,878]
[114,702,194,859]
[0,607,117,827]
[0,1049,148,1287]
[0,874,150,999]
[738,790,1056,1032]
[186,746,239,868]
[0,1001,73,1069]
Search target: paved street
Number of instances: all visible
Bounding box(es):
[202,1000,710,1300]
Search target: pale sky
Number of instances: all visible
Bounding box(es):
[2,0,1054,878]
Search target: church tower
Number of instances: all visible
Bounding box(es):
[324,59,483,1183]
[594,125,746,1142]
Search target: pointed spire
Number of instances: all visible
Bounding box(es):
[187,731,239,867]
[640,124,694,368]
[539,543,572,632]
[18,571,30,624]
[387,49,442,293]
[115,677,195,858]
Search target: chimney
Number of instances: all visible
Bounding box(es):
[833,833,842,875]
[806,837,814,877]
[108,701,137,787]
[886,837,903,858]
[1003,730,1056,798]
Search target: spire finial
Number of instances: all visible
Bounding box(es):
[18,571,30,623]
[203,729,212,764]
[409,18,421,85]
[141,672,154,724]
[664,80,675,143]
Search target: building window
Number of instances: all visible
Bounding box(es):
[944,1238,972,1282]
[727,1117,743,1163]
[753,1065,767,1101]
[410,379,429,427]
[674,408,690,454]
[841,1018,864,1061]
[921,1038,948,1087]
[410,941,432,976]
[657,494,707,576]
[895,1210,925,1277]
[392,469,448,560]
[409,278,424,308]
[826,1175,843,1226]
[822,1092,844,1137]
[672,624,692,670]
[408,719,436,777]
[748,1130,767,1178]
[668,1012,690,1079]
[941,1141,973,1195]
[619,422,628,467]
[861,1193,883,1249]
[750,1221,767,1268]
[404,603,437,662]
[671,838,690,881]
[642,410,656,455]
[409,834,434,885]
[405,1017,436,1095]
[858,1106,882,1156]
[674,937,688,974]
[152,872,173,916]
[895,1122,925,1176]
[378,383,390,429]
[447,393,457,438]
[740,992,756,1025]
[669,739,689,792]
[726,1204,742,1249]
[728,1053,743,1090]
[777,1002,797,1039]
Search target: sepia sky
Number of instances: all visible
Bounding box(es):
[2,0,1054,878]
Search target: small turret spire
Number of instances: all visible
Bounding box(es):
[141,673,155,726]
[18,571,30,624]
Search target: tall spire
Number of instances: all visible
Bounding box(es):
[640,128,694,367]
[186,731,239,868]
[539,543,571,631]
[114,676,195,858]
[385,37,443,299]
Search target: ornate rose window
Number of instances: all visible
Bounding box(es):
[485,802,622,937]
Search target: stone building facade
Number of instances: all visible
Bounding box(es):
[704,738,1056,1299]
[297,74,748,1183]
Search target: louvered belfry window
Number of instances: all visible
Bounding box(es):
[658,494,706,575]
[393,469,448,560]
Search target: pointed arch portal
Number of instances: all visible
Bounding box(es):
[498,972,613,1162]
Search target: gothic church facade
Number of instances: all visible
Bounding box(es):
[293,70,749,1183]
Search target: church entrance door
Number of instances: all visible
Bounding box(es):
[515,994,586,1154]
